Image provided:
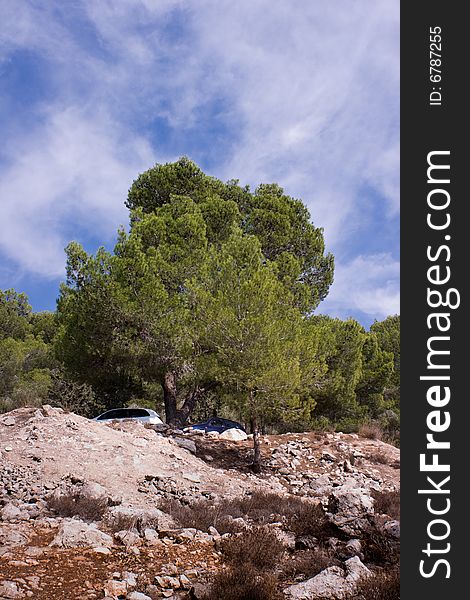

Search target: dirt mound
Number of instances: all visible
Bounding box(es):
[0,406,283,509]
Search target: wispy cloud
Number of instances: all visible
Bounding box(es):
[320,253,400,321]
[0,107,154,276]
[0,0,399,321]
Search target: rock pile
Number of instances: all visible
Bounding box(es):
[0,407,399,599]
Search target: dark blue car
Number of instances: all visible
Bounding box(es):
[184,417,245,434]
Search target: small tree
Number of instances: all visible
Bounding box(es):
[355,332,394,416]
[370,315,400,409]
[310,316,365,424]
[0,335,53,412]
[0,289,32,341]
[191,231,312,471]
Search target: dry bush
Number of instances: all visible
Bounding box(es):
[104,513,139,534]
[47,490,107,522]
[280,548,338,579]
[359,422,384,440]
[361,526,400,566]
[110,514,137,533]
[354,566,400,600]
[158,498,245,534]
[367,451,390,465]
[222,491,309,524]
[372,490,400,520]
[203,566,283,600]
[221,527,284,571]
[286,500,339,542]
[159,492,319,533]
[225,492,336,539]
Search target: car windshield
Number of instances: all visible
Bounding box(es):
[97,408,150,420]
[127,408,150,418]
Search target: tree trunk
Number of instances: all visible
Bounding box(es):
[162,370,178,425]
[175,387,205,425]
[251,416,262,473]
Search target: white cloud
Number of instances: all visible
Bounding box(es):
[0,107,154,277]
[319,253,400,320]
[183,0,400,245]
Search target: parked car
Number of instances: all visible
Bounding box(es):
[93,407,163,425]
[184,417,245,434]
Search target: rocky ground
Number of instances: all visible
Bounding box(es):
[0,406,400,599]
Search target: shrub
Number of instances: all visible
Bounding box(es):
[158,498,245,534]
[280,548,338,579]
[310,415,334,432]
[367,451,390,465]
[354,566,400,600]
[372,490,400,520]
[361,526,400,566]
[160,492,322,533]
[223,491,304,524]
[221,527,284,571]
[286,500,338,542]
[359,422,384,440]
[47,490,107,522]
[334,417,364,434]
[203,566,283,600]
[47,370,103,418]
[378,411,400,447]
[104,512,140,534]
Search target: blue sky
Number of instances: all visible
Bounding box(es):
[0,0,399,328]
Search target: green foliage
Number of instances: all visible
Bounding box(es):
[126,157,334,312]
[0,288,104,417]
[0,335,53,412]
[30,311,58,344]
[371,315,400,409]
[190,231,309,427]
[47,370,103,418]
[126,155,217,212]
[0,289,32,340]
[355,333,394,416]
[310,316,365,422]
[58,160,335,426]
[56,198,209,422]
[305,315,396,429]
[241,183,334,311]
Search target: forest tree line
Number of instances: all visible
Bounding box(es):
[0,158,400,441]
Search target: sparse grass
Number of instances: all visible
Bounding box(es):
[372,490,400,520]
[202,566,283,600]
[221,527,284,571]
[47,490,107,522]
[354,566,400,600]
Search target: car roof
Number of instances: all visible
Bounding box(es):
[206,417,240,424]
[98,407,160,416]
